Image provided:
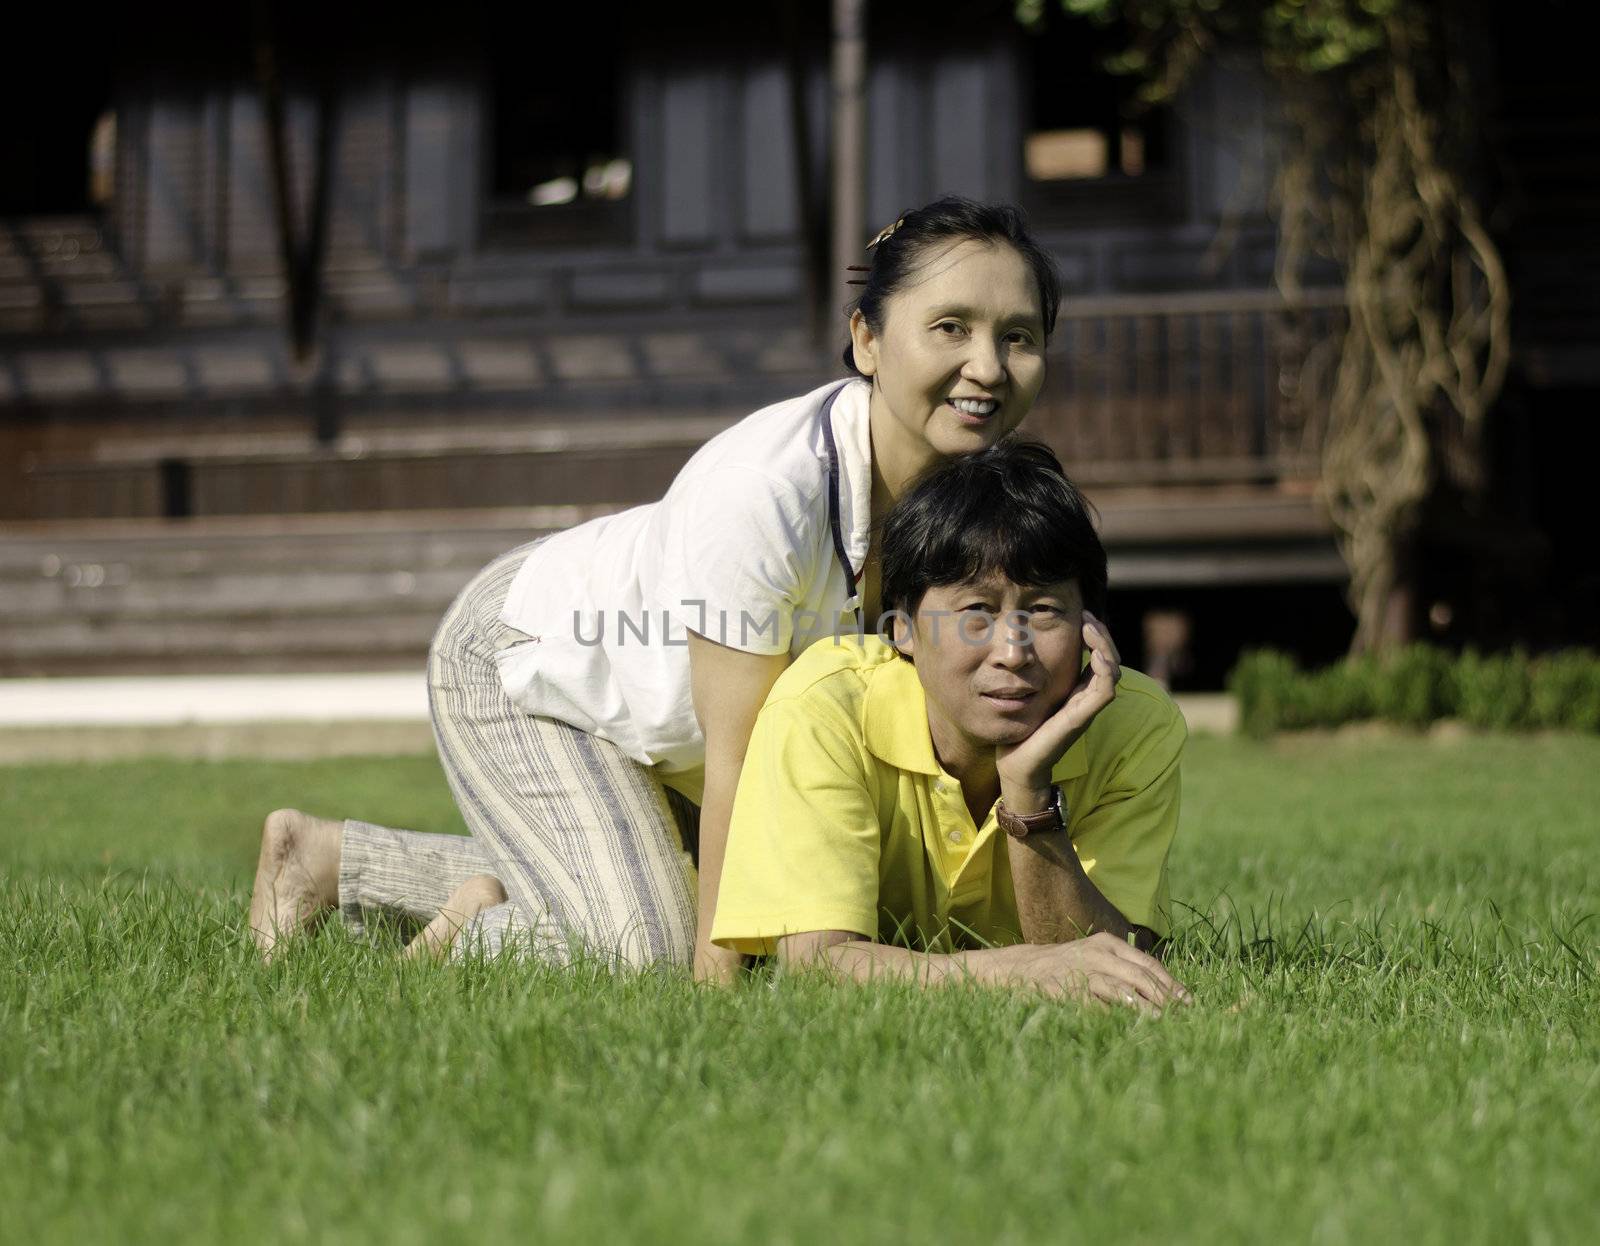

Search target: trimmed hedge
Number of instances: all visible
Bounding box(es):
[1228,645,1600,737]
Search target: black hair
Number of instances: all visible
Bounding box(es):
[879,436,1107,643]
[842,196,1062,374]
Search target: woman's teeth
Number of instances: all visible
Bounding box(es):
[950,398,997,416]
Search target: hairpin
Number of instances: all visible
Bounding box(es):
[867,217,905,249]
[845,263,870,287]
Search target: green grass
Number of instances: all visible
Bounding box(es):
[3,732,1598,1245]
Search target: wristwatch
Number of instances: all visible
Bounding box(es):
[995,785,1067,839]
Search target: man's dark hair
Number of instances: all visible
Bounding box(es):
[842,196,1062,374]
[879,437,1108,640]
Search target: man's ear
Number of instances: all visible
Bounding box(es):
[849,310,879,378]
[886,607,915,658]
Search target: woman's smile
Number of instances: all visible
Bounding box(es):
[947,395,1000,424]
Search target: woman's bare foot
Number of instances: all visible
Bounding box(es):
[249,808,343,961]
[404,875,507,962]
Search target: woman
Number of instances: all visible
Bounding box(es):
[249,196,1062,982]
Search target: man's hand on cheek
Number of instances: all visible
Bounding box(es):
[994,610,1121,805]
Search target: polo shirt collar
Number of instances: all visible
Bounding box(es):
[828,378,874,575]
[862,654,940,775]
[862,651,1091,783]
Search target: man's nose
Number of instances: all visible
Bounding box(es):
[988,616,1035,667]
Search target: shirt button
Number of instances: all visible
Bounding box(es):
[933,780,946,792]
[947,829,964,845]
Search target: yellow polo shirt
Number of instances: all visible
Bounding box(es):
[710,635,1186,955]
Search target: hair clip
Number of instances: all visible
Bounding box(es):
[867,217,905,249]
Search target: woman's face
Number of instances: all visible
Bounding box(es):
[850,239,1047,468]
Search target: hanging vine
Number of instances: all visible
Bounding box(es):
[1030,0,1512,651]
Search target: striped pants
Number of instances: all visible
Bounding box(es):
[337,541,701,966]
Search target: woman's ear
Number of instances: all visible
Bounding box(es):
[849,310,879,378]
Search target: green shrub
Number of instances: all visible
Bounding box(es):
[1224,644,1600,735]
[1374,644,1456,727]
[1300,661,1376,727]
[1229,649,1301,738]
[1530,650,1600,731]
[1454,649,1534,730]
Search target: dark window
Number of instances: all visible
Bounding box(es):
[0,26,116,217]
[481,10,633,247]
[1018,9,1181,223]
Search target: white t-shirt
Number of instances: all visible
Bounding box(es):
[495,377,874,802]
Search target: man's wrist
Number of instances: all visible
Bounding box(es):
[997,775,1057,815]
[996,783,1067,839]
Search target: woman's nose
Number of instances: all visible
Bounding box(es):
[962,337,1006,385]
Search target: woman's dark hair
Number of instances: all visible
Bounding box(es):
[879,436,1107,641]
[842,196,1062,374]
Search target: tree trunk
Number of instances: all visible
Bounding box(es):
[829,0,867,323]
[783,0,827,345]
[253,0,340,442]
[1349,533,1418,654]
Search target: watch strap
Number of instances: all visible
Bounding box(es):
[996,785,1066,839]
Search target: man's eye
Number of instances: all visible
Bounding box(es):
[935,322,965,336]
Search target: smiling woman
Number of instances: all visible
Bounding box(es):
[248,197,1067,981]
[849,239,1046,484]
[843,201,1061,497]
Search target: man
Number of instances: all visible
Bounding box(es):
[710,439,1191,1011]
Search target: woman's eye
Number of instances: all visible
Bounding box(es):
[935,321,965,336]
[1006,330,1035,345]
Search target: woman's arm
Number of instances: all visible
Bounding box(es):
[687,631,792,984]
[777,929,1188,1011]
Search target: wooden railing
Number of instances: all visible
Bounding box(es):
[1030,288,1346,486]
[12,289,1349,521]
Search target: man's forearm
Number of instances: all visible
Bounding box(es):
[999,776,1131,945]
[781,931,1187,1010]
[1007,828,1131,945]
[811,936,1035,988]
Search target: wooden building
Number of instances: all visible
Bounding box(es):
[1,1,1590,678]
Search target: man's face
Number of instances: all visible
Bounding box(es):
[849,239,1047,464]
[894,574,1085,760]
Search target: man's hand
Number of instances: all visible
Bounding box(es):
[995,610,1121,806]
[782,928,1193,1013]
[989,931,1189,1014]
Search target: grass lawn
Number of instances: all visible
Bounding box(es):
[3,731,1598,1245]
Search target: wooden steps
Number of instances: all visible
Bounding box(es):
[0,489,1339,676]
[20,413,745,520]
[0,507,614,674]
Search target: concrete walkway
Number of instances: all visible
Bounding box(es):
[0,671,435,763]
[0,672,1237,764]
